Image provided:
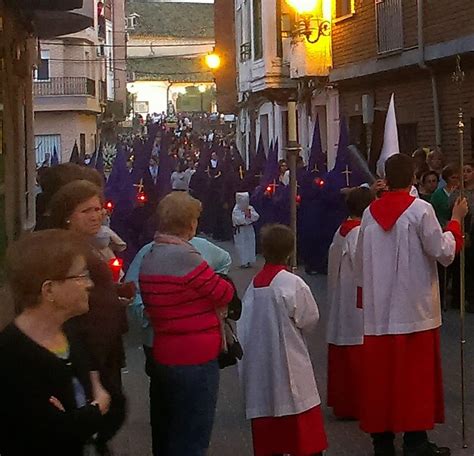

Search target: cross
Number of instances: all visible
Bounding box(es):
[266,179,279,196]
[134,178,144,193]
[239,166,244,180]
[342,165,352,187]
[310,163,320,174]
[255,171,264,180]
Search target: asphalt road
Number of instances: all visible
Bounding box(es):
[112,239,474,456]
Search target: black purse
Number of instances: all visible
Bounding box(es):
[218,320,243,369]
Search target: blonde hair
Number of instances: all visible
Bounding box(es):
[157,192,202,236]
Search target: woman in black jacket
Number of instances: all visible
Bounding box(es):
[0,230,110,456]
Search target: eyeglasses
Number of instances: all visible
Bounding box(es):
[62,271,91,282]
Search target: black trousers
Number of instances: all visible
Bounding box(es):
[372,431,428,452]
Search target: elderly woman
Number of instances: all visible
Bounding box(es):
[0,230,110,455]
[140,191,235,455]
[49,180,128,455]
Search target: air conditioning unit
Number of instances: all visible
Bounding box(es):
[97,45,106,57]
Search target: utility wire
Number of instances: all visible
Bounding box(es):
[40,41,214,48]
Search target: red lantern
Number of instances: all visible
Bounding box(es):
[314,177,325,188]
[137,192,147,203]
[296,194,302,205]
[108,257,123,282]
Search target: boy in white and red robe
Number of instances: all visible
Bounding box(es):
[327,187,374,419]
[356,154,467,456]
[237,224,327,456]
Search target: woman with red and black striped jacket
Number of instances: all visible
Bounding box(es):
[139,191,235,456]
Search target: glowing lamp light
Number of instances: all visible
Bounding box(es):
[108,257,124,282]
[198,85,207,93]
[286,0,318,14]
[314,177,325,188]
[205,53,221,70]
[137,192,147,203]
[105,201,114,211]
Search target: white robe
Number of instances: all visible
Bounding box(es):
[232,192,259,266]
[327,226,363,346]
[355,198,457,336]
[237,270,321,419]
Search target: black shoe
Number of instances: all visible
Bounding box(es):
[403,441,450,456]
[374,448,395,456]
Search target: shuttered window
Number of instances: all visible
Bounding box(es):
[35,134,61,166]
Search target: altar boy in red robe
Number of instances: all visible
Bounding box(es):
[327,186,374,419]
[356,153,467,456]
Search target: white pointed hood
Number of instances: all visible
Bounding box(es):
[236,192,250,211]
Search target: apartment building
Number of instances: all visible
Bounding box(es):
[235,0,338,167]
[33,0,127,165]
[126,1,216,116]
[331,0,474,161]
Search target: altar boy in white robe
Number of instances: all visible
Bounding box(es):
[232,192,259,268]
[356,154,467,456]
[327,186,374,420]
[237,224,327,456]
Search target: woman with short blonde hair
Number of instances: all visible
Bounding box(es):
[140,191,236,455]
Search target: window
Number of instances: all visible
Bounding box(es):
[277,0,295,58]
[253,0,263,60]
[335,0,354,18]
[34,134,61,167]
[239,1,252,62]
[376,0,403,54]
[35,50,50,81]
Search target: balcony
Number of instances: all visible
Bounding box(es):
[34,77,101,114]
[34,77,96,97]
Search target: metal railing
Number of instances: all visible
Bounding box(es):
[376,0,403,54]
[34,77,96,96]
[240,42,251,62]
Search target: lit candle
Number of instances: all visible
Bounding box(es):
[108,257,123,283]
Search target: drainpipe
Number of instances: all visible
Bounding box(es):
[417,0,442,148]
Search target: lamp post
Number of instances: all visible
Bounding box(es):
[199,84,206,113]
[287,100,301,271]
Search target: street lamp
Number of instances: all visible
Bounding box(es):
[286,0,330,44]
[205,52,221,70]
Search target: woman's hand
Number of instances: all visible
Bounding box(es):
[90,371,111,415]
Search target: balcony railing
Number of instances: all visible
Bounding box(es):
[240,42,251,62]
[34,77,96,97]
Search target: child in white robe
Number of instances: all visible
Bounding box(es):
[232,192,259,268]
[356,154,467,456]
[327,186,374,420]
[237,224,327,456]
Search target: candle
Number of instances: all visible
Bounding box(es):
[108,257,123,283]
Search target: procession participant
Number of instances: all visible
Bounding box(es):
[170,159,191,192]
[431,165,460,228]
[356,153,467,456]
[0,230,109,456]
[238,224,328,456]
[232,192,260,268]
[327,187,374,420]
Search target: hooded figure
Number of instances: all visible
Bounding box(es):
[232,192,260,268]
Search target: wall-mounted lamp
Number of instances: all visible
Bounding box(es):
[286,0,331,44]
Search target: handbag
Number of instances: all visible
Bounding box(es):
[218,320,243,369]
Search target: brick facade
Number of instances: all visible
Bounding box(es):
[331,0,474,164]
[214,0,237,114]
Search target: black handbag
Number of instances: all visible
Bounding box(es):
[218,320,243,369]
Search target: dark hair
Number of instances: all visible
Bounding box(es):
[441,164,460,182]
[49,180,103,229]
[6,230,90,311]
[39,163,84,195]
[385,154,415,190]
[261,224,294,264]
[346,187,375,218]
[421,170,439,185]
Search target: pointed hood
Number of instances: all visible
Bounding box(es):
[376,94,400,178]
[308,116,326,175]
[51,146,59,166]
[260,140,279,187]
[69,141,81,164]
[95,144,105,176]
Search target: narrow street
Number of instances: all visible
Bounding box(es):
[113,239,474,456]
